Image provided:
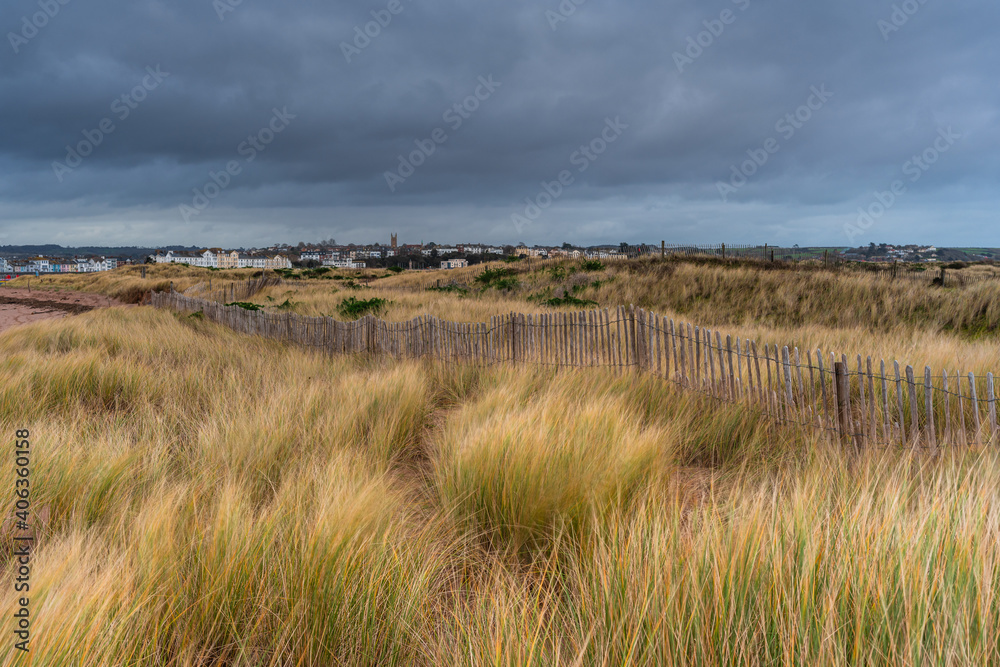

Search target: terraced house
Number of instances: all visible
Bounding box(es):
[15,256,119,273]
[153,249,291,269]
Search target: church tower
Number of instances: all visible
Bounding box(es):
[390,233,398,249]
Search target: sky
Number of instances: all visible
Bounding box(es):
[1,0,997,248]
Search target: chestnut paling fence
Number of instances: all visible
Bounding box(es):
[199,274,286,304]
[152,290,999,449]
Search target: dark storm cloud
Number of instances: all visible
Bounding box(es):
[0,0,998,245]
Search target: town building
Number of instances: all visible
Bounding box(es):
[440,259,469,270]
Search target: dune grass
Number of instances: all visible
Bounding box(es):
[28,258,1000,376]
[0,304,998,665]
[3,264,268,304]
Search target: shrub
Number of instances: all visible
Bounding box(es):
[226,301,261,311]
[545,294,597,308]
[387,266,404,274]
[581,259,604,272]
[475,267,518,290]
[337,296,390,319]
[492,277,519,290]
[428,284,469,295]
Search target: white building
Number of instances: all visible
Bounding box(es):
[440,259,469,270]
[585,250,625,260]
[323,258,366,269]
[154,250,290,270]
[422,247,459,256]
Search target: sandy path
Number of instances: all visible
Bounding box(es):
[0,288,127,335]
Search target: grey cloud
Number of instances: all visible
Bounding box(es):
[0,0,998,245]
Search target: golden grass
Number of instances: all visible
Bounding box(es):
[85,258,997,377]
[1,305,998,664]
[3,264,268,304]
[34,257,1000,375]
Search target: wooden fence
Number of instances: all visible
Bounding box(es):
[853,264,1000,288]
[152,290,998,449]
[625,243,819,262]
[189,275,286,303]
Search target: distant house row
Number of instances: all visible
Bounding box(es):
[294,249,367,269]
[152,249,292,270]
[421,245,505,257]
[513,247,628,260]
[0,256,120,274]
[298,244,507,263]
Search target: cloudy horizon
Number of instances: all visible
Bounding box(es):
[1,0,997,247]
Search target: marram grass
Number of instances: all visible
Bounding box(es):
[0,306,997,665]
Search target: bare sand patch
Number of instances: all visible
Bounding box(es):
[0,288,128,334]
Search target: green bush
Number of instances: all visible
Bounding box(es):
[427,284,469,295]
[581,259,604,272]
[545,294,597,308]
[337,297,390,319]
[226,301,261,311]
[492,277,519,290]
[387,266,404,273]
[475,267,517,290]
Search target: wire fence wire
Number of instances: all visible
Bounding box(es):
[152,290,999,450]
[612,243,822,262]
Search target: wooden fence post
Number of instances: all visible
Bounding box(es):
[894,361,905,445]
[834,361,857,451]
[925,366,937,449]
[906,365,919,446]
[988,372,998,444]
[782,346,794,413]
[629,305,638,372]
[969,372,982,445]
[512,313,518,364]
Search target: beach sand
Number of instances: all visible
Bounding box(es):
[0,288,128,335]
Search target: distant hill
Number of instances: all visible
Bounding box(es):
[0,245,201,260]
